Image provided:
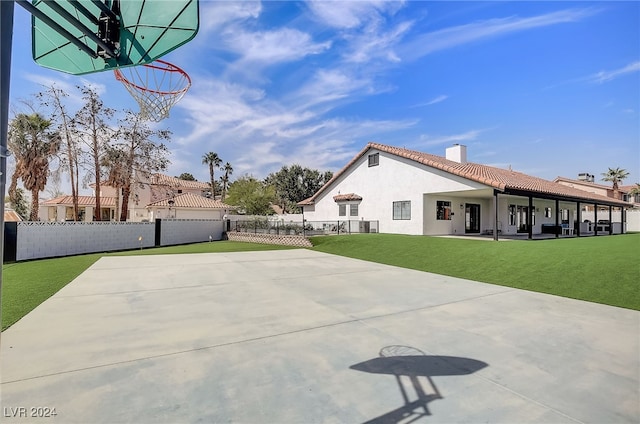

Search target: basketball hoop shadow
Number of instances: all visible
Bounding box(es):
[350,346,488,424]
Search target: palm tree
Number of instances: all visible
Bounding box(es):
[8,113,60,221]
[220,162,233,201]
[628,183,640,203]
[601,167,629,200]
[202,152,222,197]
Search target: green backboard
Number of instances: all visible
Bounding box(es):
[31,0,199,75]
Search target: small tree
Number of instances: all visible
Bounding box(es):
[225,175,276,215]
[265,164,333,213]
[601,167,629,200]
[9,187,30,220]
[176,172,196,181]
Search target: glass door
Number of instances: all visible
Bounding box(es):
[465,204,481,233]
[517,205,529,233]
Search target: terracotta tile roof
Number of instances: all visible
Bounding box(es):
[4,209,22,222]
[333,193,362,202]
[151,174,211,190]
[42,196,117,207]
[146,192,231,209]
[299,142,628,207]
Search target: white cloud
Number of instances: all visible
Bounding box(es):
[412,95,449,108]
[416,128,489,147]
[306,0,405,29]
[200,1,262,33]
[399,8,599,60]
[345,20,413,63]
[225,28,331,63]
[588,61,640,84]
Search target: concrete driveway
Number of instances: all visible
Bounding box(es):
[1,249,638,423]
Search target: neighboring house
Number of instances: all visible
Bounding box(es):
[40,195,117,222]
[298,143,629,238]
[39,174,231,222]
[554,175,639,207]
[146,192,232,220]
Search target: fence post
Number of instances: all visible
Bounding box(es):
[337,221,340,235]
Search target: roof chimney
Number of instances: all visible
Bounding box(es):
[446,144,467,164]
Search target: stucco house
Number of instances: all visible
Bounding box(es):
[39,173,232,222]
[298,143,629,239]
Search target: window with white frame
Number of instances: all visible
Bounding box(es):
[436,201,451,220]
[368,153,379,167]
[338,204,346,216]
[350,204,359,216]
[393,201,411,220]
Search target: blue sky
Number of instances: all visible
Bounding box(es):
[8,1,640,194]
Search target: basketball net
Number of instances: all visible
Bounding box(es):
[114,60,191,122]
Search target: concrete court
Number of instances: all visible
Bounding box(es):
[1,249,638,424]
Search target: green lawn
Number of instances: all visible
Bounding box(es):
[1,241,296,330]
[311,233,640,310]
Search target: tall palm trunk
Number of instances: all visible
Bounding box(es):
[30,187,40,221]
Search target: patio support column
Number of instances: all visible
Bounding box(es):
[528,195,533,240]
[576,202,581,237]
[609,206,613,235]
[594,204,598,236]
[493,190,499,241]
[555,199,560,238]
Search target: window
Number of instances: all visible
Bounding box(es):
[368,153,379,167]
[545,207,552,218]
[393,201,411,220]
[509,205,516,226]
[338,204,346,216]
[350,204,359,216]
[436,201,452,220]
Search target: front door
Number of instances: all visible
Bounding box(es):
[465,204,480,233]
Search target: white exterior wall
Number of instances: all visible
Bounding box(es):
[303,149,489,235]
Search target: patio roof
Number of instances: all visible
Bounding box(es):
[299,143,629,207]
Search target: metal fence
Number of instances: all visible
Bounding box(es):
[230,219,379,236]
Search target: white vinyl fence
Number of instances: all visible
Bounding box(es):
[4,219,225,262]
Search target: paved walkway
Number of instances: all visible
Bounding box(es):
[1,250,638,423]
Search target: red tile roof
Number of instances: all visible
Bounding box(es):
[146,192,231,209]
[42,196,117,207]
[299,142,628,207]
[333,193,362,202]
[151,174,211,190]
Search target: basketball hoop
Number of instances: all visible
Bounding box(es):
[114,60,191,122]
